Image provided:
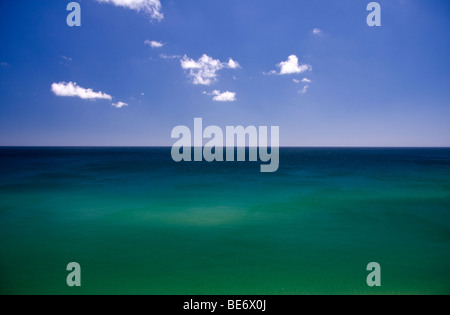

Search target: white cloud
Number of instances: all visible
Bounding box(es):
[112,101,128,108]
[145,40,164,48]
[227,58,241,69]
[181,54,240,85]
[313,28,322,35]
[51,82,112,100]
[96,0,163,21]
[204,90,237,102]
[278,55,311,75]
[293,79,300,84]
[301,78,312,83]
[299,85,309,95]
[265,55,311,76]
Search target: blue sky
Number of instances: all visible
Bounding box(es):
[0,0,449,146]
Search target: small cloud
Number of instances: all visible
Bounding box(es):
[204,90,237,102]
[1,62,10,67]
[60,56,72,65]
[141,92,145,96]
[112,101,128,108]
[181,54,240,86]
[279,55,311,75]
[266,55,312,75]
[51,82,112,100]
[145,40,164,48]
[96,0,163,21]
[227,58,241,69]
[295,78,313,94]
[299,85,309,95]
[159,54,181,59]
[313,28,322,35]
[263,70,277,76]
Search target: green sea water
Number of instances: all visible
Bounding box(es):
[0,148,449,295]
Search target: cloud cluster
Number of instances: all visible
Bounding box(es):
[145,40,164,48]
[293,78,312,94]
[96,0,163,21]
[181,54,240,86]
[265,55,313,94]
[204,90,237,102]
[51,82,112,100]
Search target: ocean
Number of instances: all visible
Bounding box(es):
[0,147,449,294]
